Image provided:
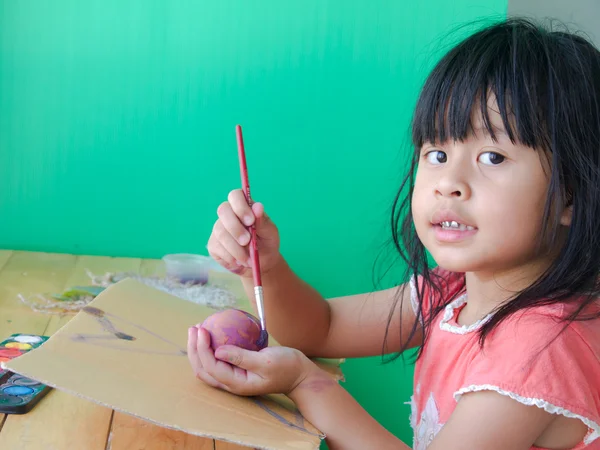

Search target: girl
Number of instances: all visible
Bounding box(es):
[187,18,600,449]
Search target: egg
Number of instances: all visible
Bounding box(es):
[201,308,268,351]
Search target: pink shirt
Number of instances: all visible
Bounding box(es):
[408,268,600,450]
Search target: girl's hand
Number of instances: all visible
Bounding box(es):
[187,325,318,396]
[206,189,281,277]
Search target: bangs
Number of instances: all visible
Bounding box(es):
[412,19,554,150]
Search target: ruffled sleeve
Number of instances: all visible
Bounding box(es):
[455,307,600,447]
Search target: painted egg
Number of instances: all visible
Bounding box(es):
[201,308,267,352]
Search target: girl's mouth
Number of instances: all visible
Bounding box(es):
[432,222,478,242]
[438,221,475,231]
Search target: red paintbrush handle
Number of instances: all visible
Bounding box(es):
[249,229,261,286]
[236,125,262,287]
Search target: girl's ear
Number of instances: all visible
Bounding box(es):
[560,204,573,226]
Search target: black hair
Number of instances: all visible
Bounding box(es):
[384,17,600,361]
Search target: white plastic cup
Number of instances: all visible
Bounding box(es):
[162,253,211,285]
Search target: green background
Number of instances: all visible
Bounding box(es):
[0,1,506,445]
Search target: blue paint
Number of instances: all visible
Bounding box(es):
[0,394,21,406]
[256,330,269,349]
[3,385,34,396]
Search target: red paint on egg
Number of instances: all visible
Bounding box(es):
[201,308,268,352]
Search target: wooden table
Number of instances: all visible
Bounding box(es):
[0,249,249,450]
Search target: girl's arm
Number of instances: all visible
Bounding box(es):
[209,190,421,359]
[242,256,421,358]
[290,373,563,450]
[289,370,410,450]
[428,391,559,450]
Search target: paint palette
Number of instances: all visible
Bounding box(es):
[0,334,51,413]
[0,334,48,379]
[0,373,51,414]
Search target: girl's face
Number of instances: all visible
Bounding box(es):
[411,99,568,276]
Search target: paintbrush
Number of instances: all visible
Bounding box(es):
[236,125,268,348]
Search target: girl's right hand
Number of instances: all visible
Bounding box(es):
[207,189,281,277]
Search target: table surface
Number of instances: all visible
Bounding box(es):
[0,249,250,450]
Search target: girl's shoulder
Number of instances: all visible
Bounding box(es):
[460,297,600,448]
[499,295,600,355]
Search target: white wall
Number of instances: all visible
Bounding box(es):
[508,0,599,46]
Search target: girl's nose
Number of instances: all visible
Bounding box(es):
[435,172,471,200]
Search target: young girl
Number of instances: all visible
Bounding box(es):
[187,18,600,449]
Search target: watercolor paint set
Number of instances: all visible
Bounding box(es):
[0,333,48,379]
[0,333,51,414]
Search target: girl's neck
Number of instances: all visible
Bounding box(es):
[460,257,554,325]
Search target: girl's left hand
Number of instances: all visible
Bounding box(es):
[187,325,318,397]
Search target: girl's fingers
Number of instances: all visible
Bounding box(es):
[218,199,252,246]
[187,326,200,365]
[213,221,251,266]
[206,235,236,266]
[251,203,279,243]
[195,328,235,381]
[206,238,247,274]
[228,190,255,227]
[196,328,254,392]
[187,327,223,388]
[209,221,250,265]
[195,368,225,389]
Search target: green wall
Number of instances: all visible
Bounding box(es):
[0,1,506,445]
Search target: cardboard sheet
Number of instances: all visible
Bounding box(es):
[3,278,344,450]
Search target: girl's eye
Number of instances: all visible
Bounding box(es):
[478,151,505,165]
[426,150,447,165]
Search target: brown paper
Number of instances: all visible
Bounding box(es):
[3,278,344,450]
